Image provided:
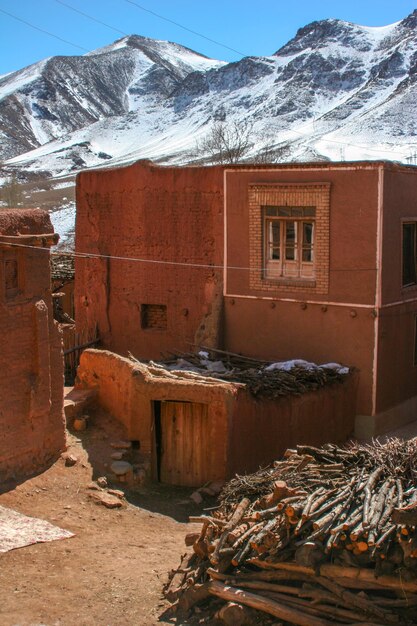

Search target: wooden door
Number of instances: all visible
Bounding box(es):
[160,401,210,487]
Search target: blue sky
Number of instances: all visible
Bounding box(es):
[1,0,416,74]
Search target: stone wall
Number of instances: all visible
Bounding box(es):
[0,209,66,485]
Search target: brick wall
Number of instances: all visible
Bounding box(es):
[248,183,330,295]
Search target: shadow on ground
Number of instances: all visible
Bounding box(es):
[67,406,215,523]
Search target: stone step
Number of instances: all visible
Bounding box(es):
[64,386,97,421]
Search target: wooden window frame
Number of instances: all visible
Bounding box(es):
[263,206,315,281]
[402,221,417,288]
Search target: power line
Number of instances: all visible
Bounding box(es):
[121,0,248,57]
[1,240,378,274]
[52,0,127,37]
[0,7,89,53]
[0,5,413,162]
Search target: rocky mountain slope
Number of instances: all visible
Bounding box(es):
[1,11,417,182]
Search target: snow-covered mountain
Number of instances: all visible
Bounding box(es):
[2,11,417,182]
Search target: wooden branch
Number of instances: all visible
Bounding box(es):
[208,581,336,626]
[249,560,417,593]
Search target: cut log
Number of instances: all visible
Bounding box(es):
[215,601,254,626]
[177,582,211,612]
[185,532,200,547]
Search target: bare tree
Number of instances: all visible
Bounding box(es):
[198,120,254,164]
[0,174,24,208]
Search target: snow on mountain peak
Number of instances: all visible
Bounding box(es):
[1,10,417,181]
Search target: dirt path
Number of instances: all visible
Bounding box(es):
[0,411,201,626]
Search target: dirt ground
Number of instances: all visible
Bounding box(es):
[0,409,204,626]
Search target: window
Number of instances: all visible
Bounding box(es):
[264,206,315,280]
[141,304,167,330]
[402,222,417,287]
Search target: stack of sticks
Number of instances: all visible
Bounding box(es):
[164,439,417,625]
[158,347,348,399]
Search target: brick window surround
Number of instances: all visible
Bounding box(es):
[249,183,331,295]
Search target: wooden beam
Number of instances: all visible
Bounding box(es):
[0,233,59,247]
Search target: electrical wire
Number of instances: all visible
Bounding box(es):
[0,4,415,161]
[121,0,249,57]
[0,7,89,53]
[52,0,128,37]
[0,240,378,273]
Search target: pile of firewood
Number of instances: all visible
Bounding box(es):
[164,439,417,625]
[157,347,349,400]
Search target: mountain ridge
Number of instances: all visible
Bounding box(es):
[1,10,417,182]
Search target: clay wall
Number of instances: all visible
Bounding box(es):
[374,167,417,418]
[228,372,358,476]
[224,298,374,415]
[224,164,379,416]
[76,349,235,480]
[0,210,65,484]
[77,349,357,483]
[75,161,225,361]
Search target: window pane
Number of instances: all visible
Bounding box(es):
[278,207,291,217]
[271,221,280,245]
[267,221,280,260]
[302,222,314,262]
[403,223,417,286]
[265,206,279,217]
[291,207,303,217]
[303,222,313,245]
[285,221,296,260]
[303,207,316,217]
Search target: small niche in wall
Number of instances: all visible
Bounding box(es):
[141,304,167,330]
[5,258,19,297]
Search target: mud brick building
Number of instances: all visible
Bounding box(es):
[75,160,417,438]
[0,209,65,483]
[76,349,357,485]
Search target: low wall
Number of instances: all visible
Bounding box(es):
[77,349,358,484]
[77,350,236,480]
[228,372,359,476]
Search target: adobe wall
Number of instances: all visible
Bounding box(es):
[224,299,374,415]
[75,161,225,361]
[228,372,358,476]
[373,166,417,422]
[224,165,379,416]
[0,210,65,484]
[77,350,357,482]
